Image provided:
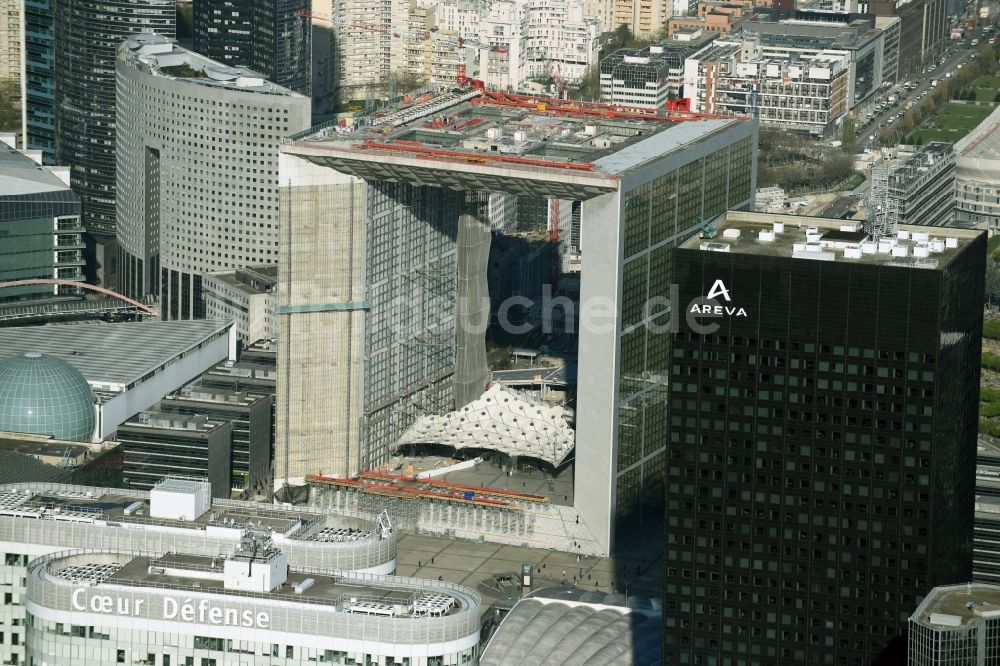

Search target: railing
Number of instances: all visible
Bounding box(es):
[27,549,481,645]
[0,483,397,572]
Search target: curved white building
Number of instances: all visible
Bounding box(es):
[25,545,480,666]
[0,478,397,663]
[115,34,310,317]
[955,105,1000,230]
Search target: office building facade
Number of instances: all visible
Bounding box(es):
[115,35,310,317]
[160,386,273,495]
[24,538,478,666]
[955,105,1000,230]
[685,40,851,135]
[53,0,174,244]
[664,212,985,664]
[193,0,311,96]
[600,44,701,110]
[0,478,398,663]
[908,583,1000,666]
[24,0,55,161]
[0,0,25,144]
[887,142,956,227]
[277,86,757,554]
[0,138,83,302]
[192,0,254,69]
[118,411,232,498]
[202,265,278,345]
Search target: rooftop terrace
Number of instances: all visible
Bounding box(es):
[93,553,467,618]
[283,85,748,199]
[0,482,375,541]
[120,34,305,97]
[679,211,980,268]
[910,583,1000,628]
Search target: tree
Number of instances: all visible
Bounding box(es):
[615,23,634,50]
[878,126,893,146]
[841,116,856,155]
[576,63,601,102]
[0,79,19,133]
[987,259,1000,305]
[822,152,855,184]
[899,111,915,136]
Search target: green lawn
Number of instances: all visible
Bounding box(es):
[970,75,1000,102]
[907,103,996,143]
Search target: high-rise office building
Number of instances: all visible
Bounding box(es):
[192,0,311,96]
[277,86,757,555]
[115,34,310,318]
[53,0,174,280]
[192,0,253,68]
[0,135,83,302]
[24,0,55,161]
[663,211,985,664]
[0,0,25,143]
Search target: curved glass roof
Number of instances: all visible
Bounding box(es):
[0,353,95,442]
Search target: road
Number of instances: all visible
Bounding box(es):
[858,41,981,150]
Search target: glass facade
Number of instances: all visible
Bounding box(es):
[614,135,755,535]
[663,226,985,664]
[250,0,311,96]
[0,353,95,443]
[0,181,83,302]
[53,0,175,238]
[24,0,55,162]
[193,0,310,96]
[117,417,231,498]
[26,617,478,666]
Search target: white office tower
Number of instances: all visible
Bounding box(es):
[114,34,311,318]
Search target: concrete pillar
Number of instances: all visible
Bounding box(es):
[276,154,367,485]
[453,190,491,409]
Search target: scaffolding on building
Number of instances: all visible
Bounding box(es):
[864,161,898,241]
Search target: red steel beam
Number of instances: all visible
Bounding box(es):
[358,140,597,171]
[473,91,745,122]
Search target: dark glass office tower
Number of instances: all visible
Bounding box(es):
[192,0,253,68]
[53,0,174,261]
[192,0,310,96]
[664,212,985,665]
[24,0,55,163]
[251,0,311,96]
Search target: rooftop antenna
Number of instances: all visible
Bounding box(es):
[864,161,898,241]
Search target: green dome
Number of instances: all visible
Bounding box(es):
[0,353,95,442]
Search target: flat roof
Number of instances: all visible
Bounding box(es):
[204,270,275,296]
[910,583,1000,627]
[0,143,74,197]
[0,483,376,541]
[95,554,469,616]
[120,34,305,97]
[0,432,109,459]
[284,86,748,199]
[0,319,232,389]
[678,211,981,269]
